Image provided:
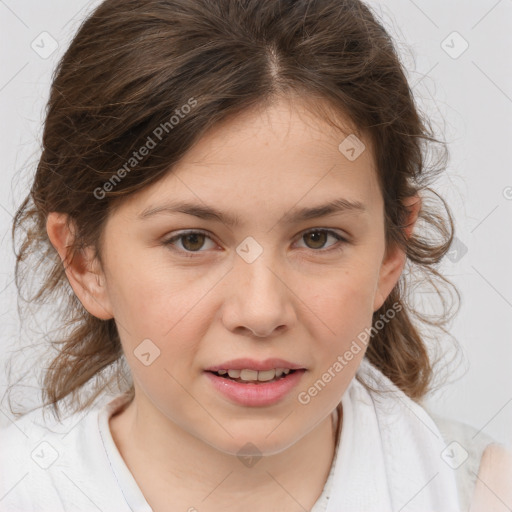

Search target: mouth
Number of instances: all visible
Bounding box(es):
[205,367,306,406]
[207,368,298,384]
[204,358,306,405]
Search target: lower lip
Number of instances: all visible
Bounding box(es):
[205,370,305,407]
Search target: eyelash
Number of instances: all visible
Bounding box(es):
[162,228,348,258]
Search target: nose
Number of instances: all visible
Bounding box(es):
[220,250,297,338]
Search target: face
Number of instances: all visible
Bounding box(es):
[61,96,406,456]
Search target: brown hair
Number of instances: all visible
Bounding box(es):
[6,0,460,421]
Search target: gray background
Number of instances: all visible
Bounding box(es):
[0,1,511,448]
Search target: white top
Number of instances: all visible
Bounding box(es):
[0,358,496,511]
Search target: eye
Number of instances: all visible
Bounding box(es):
[162,230,217,256]
[294,229,348,252]
[162,228,348,258]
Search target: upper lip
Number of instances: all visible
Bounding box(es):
[205,358,306,372]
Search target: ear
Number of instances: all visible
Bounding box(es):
[46,212,114,320]
[373,194,422,311]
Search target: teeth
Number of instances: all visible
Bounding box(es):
[240,369,258,381]
[219,368,293,382]
[256,369,276,381]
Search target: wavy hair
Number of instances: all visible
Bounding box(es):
[5,0,460,421]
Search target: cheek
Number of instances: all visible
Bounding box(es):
[296,264,378,349]
[106,255,217,362]
[105,246,186,323]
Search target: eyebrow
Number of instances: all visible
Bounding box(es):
[137,197,367,227]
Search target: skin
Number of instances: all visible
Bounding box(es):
[470,444,512,512]
[47,96,422,511]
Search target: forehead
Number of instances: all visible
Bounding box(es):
[119,97,383,222]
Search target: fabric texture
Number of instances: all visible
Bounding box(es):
[424,409,497,512]
[320,357,462,511]
[0,357,495,511]
[311,358,499,511]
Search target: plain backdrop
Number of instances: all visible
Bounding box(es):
[0,0,511,448]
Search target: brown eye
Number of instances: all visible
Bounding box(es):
[163,230,216,256]
[298,229,346,251]
[303,230,328,249]
[181,232,206,251]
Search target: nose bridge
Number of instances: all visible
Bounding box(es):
[235,234,284,300]
[223,235,294,336]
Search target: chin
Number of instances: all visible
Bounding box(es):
[200,427,302,459]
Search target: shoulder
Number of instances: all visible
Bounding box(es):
[470,443,512,512]
[0,407,75,510]
[426,409,511,512]
[0,400,126,511]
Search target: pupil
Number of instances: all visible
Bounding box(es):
[183,233,204,251]
[305,231,326,249]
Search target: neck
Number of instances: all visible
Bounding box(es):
[109,395,342,512]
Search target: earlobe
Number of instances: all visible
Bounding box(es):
[373,194,422,312]
[46,212,114,320]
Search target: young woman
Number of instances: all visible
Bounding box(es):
[1,1,511,511]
